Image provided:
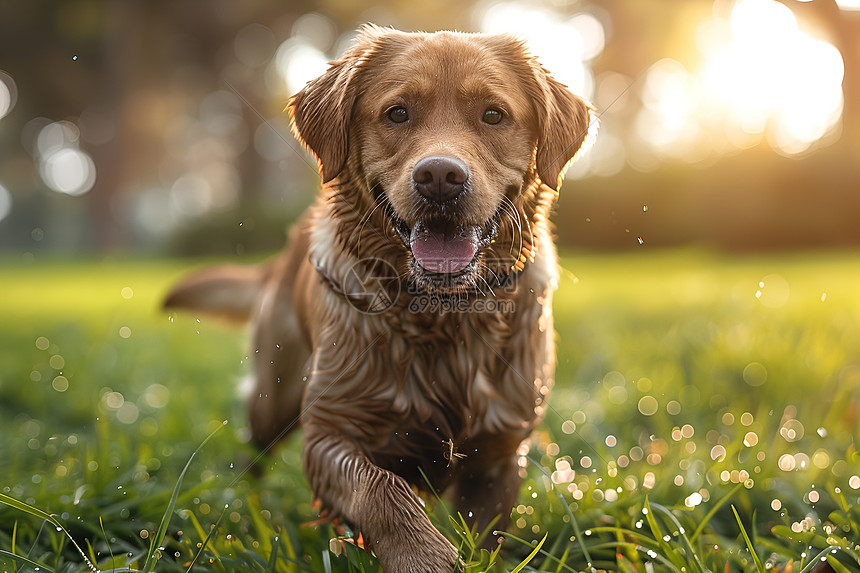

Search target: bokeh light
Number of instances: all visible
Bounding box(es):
[30,120,98,196]
[0,70,17,120]
[233,23,277,68]
[0,182,11,222]
[272,13,337,97]
[40,147,97,196]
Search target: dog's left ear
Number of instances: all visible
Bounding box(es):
[288,25,387,183]
[489,35,595,191]
[534,72,595,191]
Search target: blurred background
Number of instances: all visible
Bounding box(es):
[1,0,858,257]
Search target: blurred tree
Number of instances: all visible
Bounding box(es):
[1,0,858,253]
[0,0,319,251]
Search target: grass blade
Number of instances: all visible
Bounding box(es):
[525,454,595,571]
[498,531,578,573]
[732,505,764,573]
[553,544,571,573]
[797,547,859,573]
[0,493,97,572]
[538,522,570,571]
[510,533,547,573]
[184,505,228,573]
[142,419,227,573]
[826,553,853,573]
[266,535,280,573]
[586,526,662,552]
[690,483,743,543]
[99,515,117,570]
[0,549,55,573]
[649,501,708,573]
[643,498,683,572]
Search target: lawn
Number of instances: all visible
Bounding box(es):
[1,249,859,573]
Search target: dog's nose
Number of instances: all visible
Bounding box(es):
[412,155,469,202]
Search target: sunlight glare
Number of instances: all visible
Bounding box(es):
[701,0,844,156]
[637,0,844,163]
[478,2,604,98]
[275,38,330,96]
[835,0,860,9]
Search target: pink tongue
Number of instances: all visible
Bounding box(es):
[410,224,479,274]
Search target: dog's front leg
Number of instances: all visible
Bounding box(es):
[303,426,459,573]
[452,450,521,550]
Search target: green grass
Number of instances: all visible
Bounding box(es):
[1,249,859,572]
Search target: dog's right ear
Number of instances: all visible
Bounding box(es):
[288,25,387,183]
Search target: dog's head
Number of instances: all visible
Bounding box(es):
[289,25,594,295]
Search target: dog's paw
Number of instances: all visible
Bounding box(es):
[373,529,460,573]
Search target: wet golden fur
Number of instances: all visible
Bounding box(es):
[165,25,594,572]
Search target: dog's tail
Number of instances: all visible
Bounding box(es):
[163,263,271,324]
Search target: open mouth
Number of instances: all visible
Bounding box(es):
[410,221,480,274]
[392,212,500,287]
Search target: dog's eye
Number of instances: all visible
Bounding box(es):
[387,106,409,124]
[482,109,503,125]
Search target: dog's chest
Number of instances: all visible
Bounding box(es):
[383,316,541,439]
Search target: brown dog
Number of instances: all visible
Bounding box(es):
[165,25,595,572]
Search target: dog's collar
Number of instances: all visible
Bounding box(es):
[314,255,527,314]
[313,263,382,313]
